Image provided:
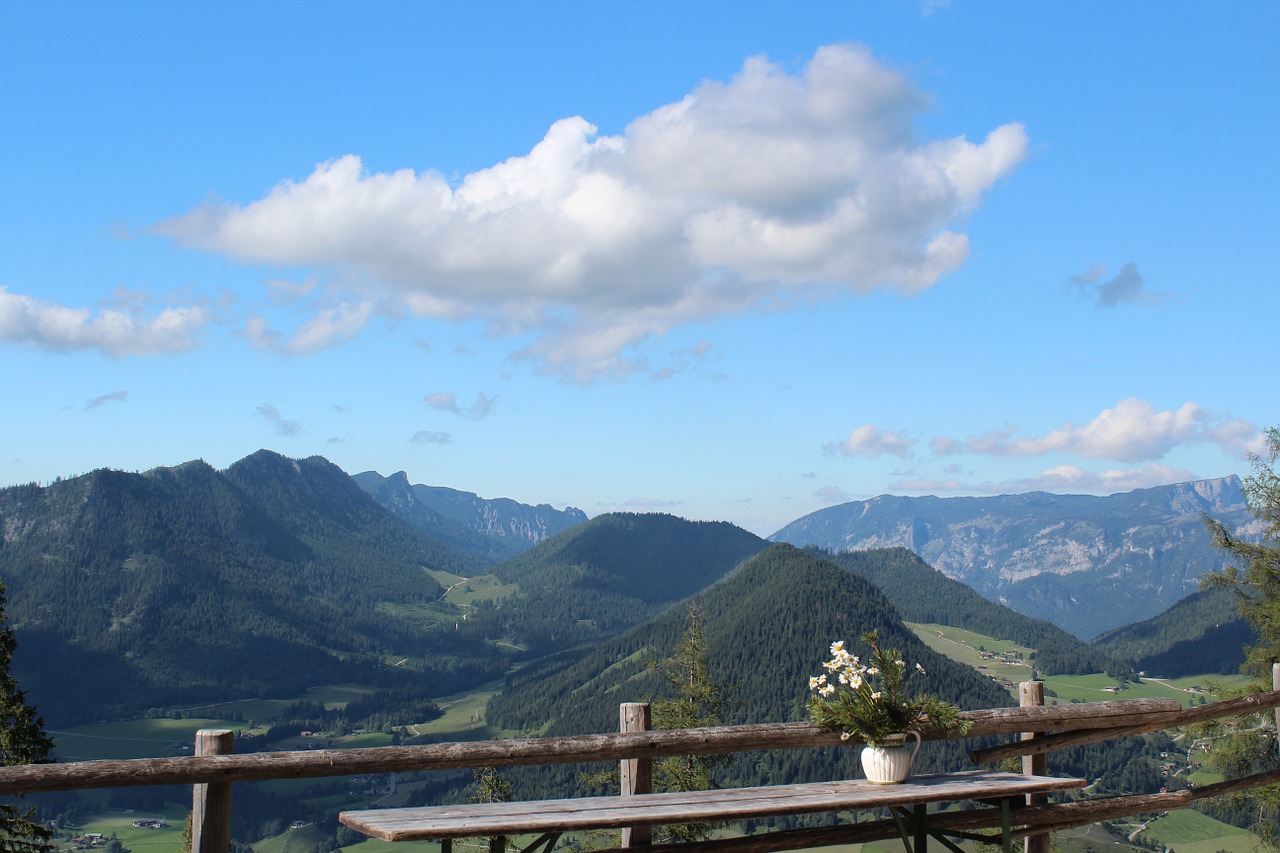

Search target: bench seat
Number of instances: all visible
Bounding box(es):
[340,770,1086,842]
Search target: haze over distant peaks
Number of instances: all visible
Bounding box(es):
[770,476,1250,640]
[353,470,587,568]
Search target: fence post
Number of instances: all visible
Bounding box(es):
[1020,682,1049,853]
[620,702,652,847]
[192,729,234,853]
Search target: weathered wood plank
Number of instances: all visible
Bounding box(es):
[1187,766,1280,800]
[972,689,1280,764]
[191,730,233,853]
[339,772,1086,842]
[0,699,1183,795]
[1020,682,1049,853]
[619,702,652,848]
[582,788,1200,853]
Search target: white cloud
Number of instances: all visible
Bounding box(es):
[815,485,855,503]
[425,392,459,413]
[255,403,301,437]
[935,399,1259,462]
[617,497,684,509]
[1069,262,1168,307]
[1010,463,1200,494]
[825,424,916,459]
[84,391,128,411]
[425,391,496,420]
[888,477,963,492]
[244,302,373,355]
[157,44,1026,380]
[0,286,211,357]
[410,430,451,445]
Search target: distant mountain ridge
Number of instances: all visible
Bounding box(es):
[487,543,1011,793]
[771,477,1251,639]
[1092,586,1253,677]
[470,512,769,659]
[353,470,587,567]
[0,451,495,724]
[815,547,1117,675]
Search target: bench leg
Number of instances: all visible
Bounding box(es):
[520,833,562,853]
[890,807,914,853]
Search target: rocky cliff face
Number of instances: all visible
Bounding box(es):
[770,477,1252,639]
[353,470,587,566]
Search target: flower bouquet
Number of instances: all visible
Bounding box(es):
[807,631,970,782]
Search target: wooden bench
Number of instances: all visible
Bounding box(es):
[340,770,1086,853]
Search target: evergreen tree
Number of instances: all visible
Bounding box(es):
[1205,426,1280,682]
[1200,426,1280,845]
[647,605,731,843]
[0,582,54,853]
[470,767,513,852]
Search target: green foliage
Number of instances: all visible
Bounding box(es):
[470,766,513,804]
[469,767,515,851]
[815,548,1118,675]
[1204,427,1280,684]
[0,582,53,853]
[489,544,1011,801]
[779,483,1252,640]
[648,606,730,843]
[353,470,587,569]
[806,630,970,747]
[465,512,767,660]
[0,452,509,725]
[1198,426,1280,847]
[1092,586,1253,677]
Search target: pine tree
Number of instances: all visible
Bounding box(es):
[0,581,54,853]
[647,605,731,843]
[1201,426,1280,846]
[1205,427,1280,682]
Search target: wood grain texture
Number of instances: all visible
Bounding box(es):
[339,772,1086,842]
[0,697,1187,795]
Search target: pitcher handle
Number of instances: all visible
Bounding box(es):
[905,730,921,764]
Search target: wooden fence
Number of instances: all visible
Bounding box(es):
[3,667,1280,853]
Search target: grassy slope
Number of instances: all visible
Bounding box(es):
[1117,808,1253,853]
[53,802,187,853]
[909,623,1258,852]
[907,622,1248,708]
[54,618,1260,853]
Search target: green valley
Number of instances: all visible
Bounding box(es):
[907,622,1247,707]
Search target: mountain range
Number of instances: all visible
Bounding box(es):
[0,450,1256,729]
[0,452,499,723]
[352,470,586,568]
[771,477,1252,639]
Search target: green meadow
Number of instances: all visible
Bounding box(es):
[45,627,1264,853]
[53,802,187,853]
[1129,807,1253,853]
[50,718,246,761]
[907,622,1248,708]
[907,622,1036,692]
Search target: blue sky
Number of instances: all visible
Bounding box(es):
[2,1,1276,535]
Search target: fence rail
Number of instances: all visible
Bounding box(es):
[0,697,1187,795]
[6,668,1280,853]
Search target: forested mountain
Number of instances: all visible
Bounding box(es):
[1092,586,1253,677]
[0,451,498,725]
[487,544,1012,797]
[771,477,1251,639]
[815,547,1119,675]
[352,470,518,567]
[465,512,768,659]
[353,470,587,567]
